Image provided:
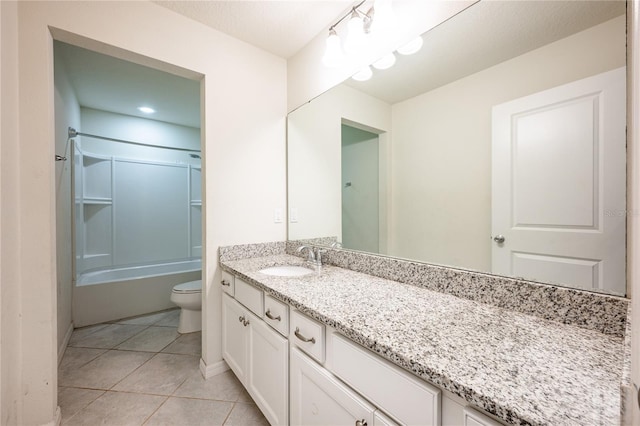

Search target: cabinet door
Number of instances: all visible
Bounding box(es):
[222,294,248,383]
[248,313,288,425]
[290,347,375,426]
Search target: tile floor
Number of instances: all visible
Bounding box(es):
[58,309,269,425]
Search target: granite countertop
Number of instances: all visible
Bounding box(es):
[220,254,624,426]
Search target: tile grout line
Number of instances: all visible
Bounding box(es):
[140,395,170,426]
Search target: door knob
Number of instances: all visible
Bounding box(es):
[493,235,505,244]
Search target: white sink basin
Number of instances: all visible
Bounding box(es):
[259,265,314,277]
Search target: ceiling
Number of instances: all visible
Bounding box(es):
[345,0,626,104]
[56,1,625,128]
[153,0,353,59]
[55,41,201,128]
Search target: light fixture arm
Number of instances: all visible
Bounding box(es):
[328,0,367,31]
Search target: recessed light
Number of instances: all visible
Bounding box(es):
[138,106,156,114]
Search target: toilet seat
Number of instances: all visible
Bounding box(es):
[172,280,201,294]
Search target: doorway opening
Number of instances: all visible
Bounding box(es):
[53,40,204,357]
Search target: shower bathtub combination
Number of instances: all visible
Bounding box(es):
[72,136,202,327]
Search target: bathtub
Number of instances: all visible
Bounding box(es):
[76,259,202,286]
[73,259,202,327]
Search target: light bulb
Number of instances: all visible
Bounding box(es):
[344,10,366,54]
[397,36,424,55]
[352,66,373,82]
[322,29,344,68]
[371,0,396,32]
[372,52,396,70]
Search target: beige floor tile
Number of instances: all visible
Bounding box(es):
[60,350,154,390]
[115,310,176,326]
[236,388,254,403]
[68,324,110,346]
[161,331,201,356]
[58,387,105,423]
[58,347,107,375]
[69,324,149,349]
[144,397,233,426]
[224,402,269,426]
[117,326,179,352]
[113,353,199,395]
[173,370,244,402]
[155,309,180,327]
[63,391,166,426]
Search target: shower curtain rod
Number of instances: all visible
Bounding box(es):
[67,127,201,153]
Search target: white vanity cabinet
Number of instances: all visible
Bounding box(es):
[221,270,506,426]
[222,293,288,425]
[290,346,377,426]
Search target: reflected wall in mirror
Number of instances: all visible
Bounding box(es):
[287,0,628,296]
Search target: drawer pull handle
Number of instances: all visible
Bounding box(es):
[355,420,367,426]
[243,318,250,327]
[221,279,231,287]
[239,315,244,323]
[294,327,315,344]
[265,309,281,321]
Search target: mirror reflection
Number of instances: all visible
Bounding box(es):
[287,0,627,295]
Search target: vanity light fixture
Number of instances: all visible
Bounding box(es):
[397,36,424,55]
[372,52,396,70]
[322,0,395,68]
[351,65,373,81]
[322,29,344,67]
[370,0,396,32]
[344,8,367,54]
[137,106,156,114]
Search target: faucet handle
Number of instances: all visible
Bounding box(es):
[314,248,327,265]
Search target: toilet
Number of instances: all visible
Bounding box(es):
[170,280,202,333]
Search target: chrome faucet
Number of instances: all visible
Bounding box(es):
[297,245,316,264]
[297,245,326,269]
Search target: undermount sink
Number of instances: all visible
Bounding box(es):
[259,265,314,277]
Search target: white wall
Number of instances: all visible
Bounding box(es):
[54,45,81,363]
[288,84,391,241]
[1,2,21,424]
[390,16,626,271]
[3,1,286,424]
[287,0,475,112]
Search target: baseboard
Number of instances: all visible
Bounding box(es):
[57,322,74,365]
[199,358,229,379]
[39,406,61,426]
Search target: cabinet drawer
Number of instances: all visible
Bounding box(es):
[290,310,325,363]
[463,407,504,426]
[221,271,235,296]
[264,294,289,336]
[329,332,441,426]
[290,347,375,426]
[235,277,263,317]
[374,410,400,426]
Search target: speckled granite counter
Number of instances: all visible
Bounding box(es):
[220,254,624,426]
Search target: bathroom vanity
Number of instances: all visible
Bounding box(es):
[219,244,628,426]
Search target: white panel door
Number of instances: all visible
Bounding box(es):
[222,294,248,383]
[492,67,626,293]
[248,314,288,426]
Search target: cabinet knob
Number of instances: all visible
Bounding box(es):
[355,420,367,426]
[221,279,231,287]
[265,309,281,321]
[238,315,244,323]
[243,319,250,327]
[294,327,316,344]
